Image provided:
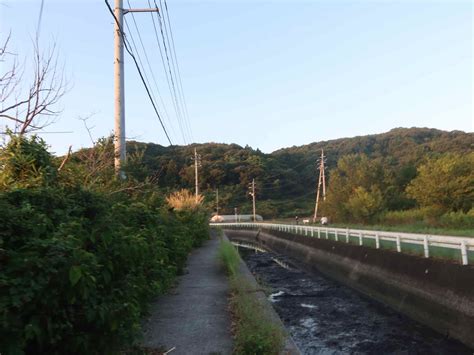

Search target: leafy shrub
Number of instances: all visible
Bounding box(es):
[0,134,57,189]
[0,187,208,354]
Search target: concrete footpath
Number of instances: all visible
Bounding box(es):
[142,234,233,355]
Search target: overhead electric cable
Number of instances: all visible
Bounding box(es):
[147,0,187,144]
[126,0,177,142]
[155,0,189,143]
[36,0,45,43]
[162,0,193,141]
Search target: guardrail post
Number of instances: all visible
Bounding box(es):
[311,228,314,237]
[375,233,380,249]
[461,240,468,265]
[396,235,401,252]
[335,230,338,242]
[318,228,321,239]
[305,227,307,236]
[423,236,430,258]
[346,228,349,243]
[326,228,329,239]
[359,232,363,246]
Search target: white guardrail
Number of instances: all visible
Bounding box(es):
[210,222,474,266]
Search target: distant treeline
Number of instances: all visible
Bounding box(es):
[116,127,473,224]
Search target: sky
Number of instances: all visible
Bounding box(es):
[0,0,472,155]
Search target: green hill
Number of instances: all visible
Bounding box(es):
[125,127,472,219]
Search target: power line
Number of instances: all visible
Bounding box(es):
[36,0,45,43]
[147,0,187,144]
[162,0,193,141]
[155,0,190,143]
[125,0,177,142]
[158,0,186,136]
[123,16,174,143]
[104,0,173,145]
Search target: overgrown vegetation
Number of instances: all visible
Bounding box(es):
[322,152,473,227]
[218,239,284,354]
[0,134,209,354]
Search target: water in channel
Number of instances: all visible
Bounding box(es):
[237,245,471,355]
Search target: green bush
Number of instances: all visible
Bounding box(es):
[0,134,57,189]
[438,209,474,229]
[0,187,208,354]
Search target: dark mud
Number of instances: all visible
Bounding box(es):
[238,247,472,355]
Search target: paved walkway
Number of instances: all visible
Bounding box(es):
[142,234,233,355]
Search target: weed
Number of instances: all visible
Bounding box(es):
[217,240,284,354]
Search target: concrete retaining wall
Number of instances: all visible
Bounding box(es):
[224,228,474,350]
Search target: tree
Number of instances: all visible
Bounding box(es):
[0,36,67,135]
[344,186,384,223]
[406,152,474,213]
[322,154,388,222]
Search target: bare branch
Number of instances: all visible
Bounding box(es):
[0,35,69,135]
[78,113,98,145]
[57,145,72,171]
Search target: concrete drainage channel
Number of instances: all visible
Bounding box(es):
[229,237,472,354]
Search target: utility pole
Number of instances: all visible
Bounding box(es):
[113,0,159,178]
[313,149,327,223]
[192,148,201,201]
[248,178,256,222]
[322,150,326,201]
[216,188,219,215]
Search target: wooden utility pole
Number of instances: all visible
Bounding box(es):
[313,149,326,223]
[248,179,256,222]
[113,0,159,178]
[193,148,201,201]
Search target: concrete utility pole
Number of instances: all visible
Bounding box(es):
[113,0,159,178]
[248,179,256,222]
[313,149,327,223]
[193,148,201,201]
[216,188,219,215]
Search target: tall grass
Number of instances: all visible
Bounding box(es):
[218,240,240,276]
[217,240,284,355]
[165,188,204,211]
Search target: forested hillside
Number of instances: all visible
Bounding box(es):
[122,127,473,220]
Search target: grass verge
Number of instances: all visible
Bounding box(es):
[217,240,285,355]
[324,223,474,237]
